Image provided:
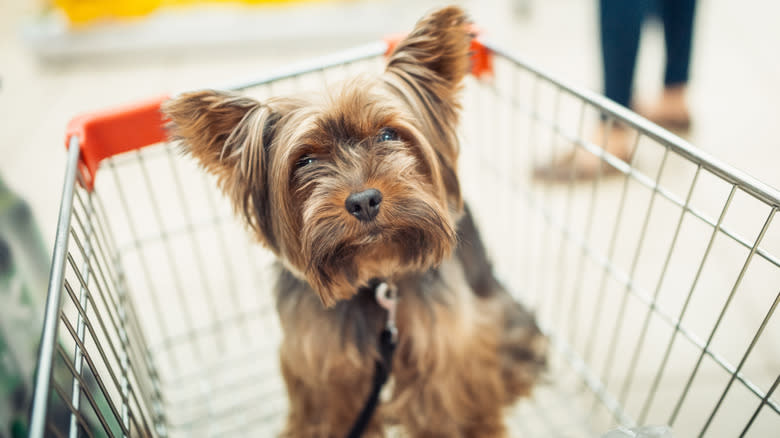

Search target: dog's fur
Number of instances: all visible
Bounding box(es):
[164,6,547,437]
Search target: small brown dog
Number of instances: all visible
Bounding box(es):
[164,6,547,437]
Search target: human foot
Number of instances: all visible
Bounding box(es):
[635,84,691,131]
[532,122,634,182]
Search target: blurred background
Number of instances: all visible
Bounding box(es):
[2,0,779,251]
[1,0,779,436]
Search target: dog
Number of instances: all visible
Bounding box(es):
[163,6,547,437]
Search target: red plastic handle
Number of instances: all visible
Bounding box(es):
[65,93,170,191]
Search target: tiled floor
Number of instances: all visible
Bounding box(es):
[1,0,778,436]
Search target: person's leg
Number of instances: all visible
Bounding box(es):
[534,0,653,181]
[600,0,649,108]
[661,0,697,87]
[533,0,646,181]
[638,0,697,130]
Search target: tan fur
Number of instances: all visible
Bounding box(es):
[164,6,547,437]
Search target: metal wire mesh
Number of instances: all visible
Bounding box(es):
[460,42,780,437]
[32,42,780,437]
[45,156,166,437]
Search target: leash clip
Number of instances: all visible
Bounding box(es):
[375,282,398,344]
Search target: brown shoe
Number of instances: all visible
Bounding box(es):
[533,122,634,182]
[634,84,692,132]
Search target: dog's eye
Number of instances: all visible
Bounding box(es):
[296,155,316,168]
[377,128,399,143]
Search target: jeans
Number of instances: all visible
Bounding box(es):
[599,0,697,108]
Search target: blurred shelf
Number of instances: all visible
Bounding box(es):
[22,1,436,62]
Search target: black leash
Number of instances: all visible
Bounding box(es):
[345,282,398,438]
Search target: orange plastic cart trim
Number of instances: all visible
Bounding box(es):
[66,93,170,191]
[383,31,493,79]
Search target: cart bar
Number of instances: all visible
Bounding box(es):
[219,41,387,92]
[29,137,81,438]
[482,39,780,209]
[65,93,170,191]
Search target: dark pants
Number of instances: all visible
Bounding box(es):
[599,0,697,108]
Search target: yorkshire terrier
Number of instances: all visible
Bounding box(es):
[164,6,547,437]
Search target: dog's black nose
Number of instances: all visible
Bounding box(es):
[345,189,383,222]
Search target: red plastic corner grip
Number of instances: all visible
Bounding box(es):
[65,93,170,191]
[383,30,493,79]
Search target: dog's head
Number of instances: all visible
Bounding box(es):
[164,7,472,306]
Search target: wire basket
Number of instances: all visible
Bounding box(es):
[28,38,780,437]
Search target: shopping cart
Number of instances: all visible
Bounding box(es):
[27,36,780,438]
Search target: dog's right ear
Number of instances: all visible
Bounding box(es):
[163,90,280,248]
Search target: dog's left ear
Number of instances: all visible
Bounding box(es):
[163,90,282,249]
[385,6,472,211]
